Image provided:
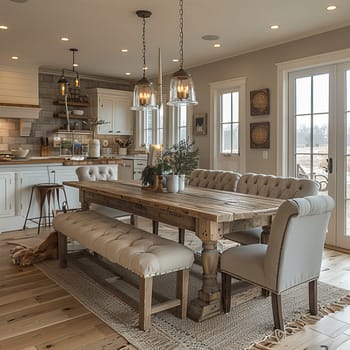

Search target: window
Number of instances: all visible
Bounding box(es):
[220,91,239,154]
[168,105,193,146]
[209,77,246,171]
[136,109,164,147]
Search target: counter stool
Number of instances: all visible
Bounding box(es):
[23,183,69,234]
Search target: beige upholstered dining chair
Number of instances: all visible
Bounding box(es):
[221,195,334,330]
[224,173,319,245]
[76,166,133,222]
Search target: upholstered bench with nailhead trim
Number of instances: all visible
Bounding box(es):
[53,210,194,331]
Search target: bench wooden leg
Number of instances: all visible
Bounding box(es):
[140,277,153,331]
[176,269,189,319]
[57,232,67,268]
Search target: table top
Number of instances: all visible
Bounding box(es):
[64,180,284,224]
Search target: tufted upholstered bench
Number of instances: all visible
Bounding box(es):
[53,210,194,331]
[189,169,241,191]
[224,173,319,245]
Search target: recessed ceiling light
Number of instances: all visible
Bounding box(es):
[11,56,19,60]
[270,25,279,30]
[61,37,69,41]
[326,5,337,10]
[0,25,8,30]
[125,72,131,76]
[121,49,128,53]
[202,34,220,41]
[72,63,78,67]
[213,43,221,48]
[172,58,179,62]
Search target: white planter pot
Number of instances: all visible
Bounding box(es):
[167,175,179,193]
[178,174,186,192]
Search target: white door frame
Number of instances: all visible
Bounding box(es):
[276,48,350,176]
[276,48,350,248]
[209,77,247,171]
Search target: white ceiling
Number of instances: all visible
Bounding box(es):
[1,0,350,80]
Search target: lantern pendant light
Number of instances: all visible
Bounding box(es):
[57,48,81,97]
[168,0,197,106]
[131,10,157,111]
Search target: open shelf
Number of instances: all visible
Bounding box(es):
[54,113,89,120]
[53,100,89,107]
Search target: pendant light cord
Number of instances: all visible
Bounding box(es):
[179,0,184,70]
[142,16,147,78]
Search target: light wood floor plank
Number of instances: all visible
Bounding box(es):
[0,296,89,340]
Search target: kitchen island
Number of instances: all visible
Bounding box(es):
[0,155,146,233]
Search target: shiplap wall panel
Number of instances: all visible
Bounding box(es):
[0,65,39,105]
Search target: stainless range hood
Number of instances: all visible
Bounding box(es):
[0,64,41,135]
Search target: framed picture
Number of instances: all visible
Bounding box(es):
[193,113,208,136]
[250,122,270,149]
[250,88,270,116]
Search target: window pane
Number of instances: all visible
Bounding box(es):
[347,112,350,155]
[221,124,231,153]
[179,106,187,126]
[232,92,239,122]
[296,115,311,153]
[158,129,163,145]
[222,93,232,122]
[313,114,328,150]
[296,154,311,178]
[313,74,329,114]
[179,127,187,141]
[232,123,239,152]
[296,77,311,115]
[347,70,350,111]
[145,130,152,145]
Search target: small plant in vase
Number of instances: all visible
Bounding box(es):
[163,138,200,192]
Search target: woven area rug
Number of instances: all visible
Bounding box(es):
[36,252,350,350]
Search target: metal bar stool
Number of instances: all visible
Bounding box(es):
[23,183,69,234]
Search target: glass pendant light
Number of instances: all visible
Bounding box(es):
[168,0,197,106]
[131,10,157,111]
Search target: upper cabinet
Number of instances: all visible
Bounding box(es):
[88,88,134,135]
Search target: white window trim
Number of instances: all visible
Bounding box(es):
[276,48,350,176]
[168,105,193,147]
[209,77,246,170]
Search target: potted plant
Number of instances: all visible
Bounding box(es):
[162,139,200,192]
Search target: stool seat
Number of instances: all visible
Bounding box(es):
[23,183,68,234]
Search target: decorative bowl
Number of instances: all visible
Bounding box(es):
[11,148,30,159]
[72,110,84,116]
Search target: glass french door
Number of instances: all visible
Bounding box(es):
[289,62,350,249]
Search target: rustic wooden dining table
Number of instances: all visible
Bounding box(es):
[63,180,284,322]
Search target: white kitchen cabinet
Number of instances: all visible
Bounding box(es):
[88,88,134,135]
[0,172,15,217]
[118,158,147,181]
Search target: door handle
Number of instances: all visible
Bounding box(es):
[328,158,333,174]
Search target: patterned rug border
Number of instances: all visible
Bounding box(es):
[35,256,350,350]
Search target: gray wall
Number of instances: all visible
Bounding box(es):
[169,25,350,174]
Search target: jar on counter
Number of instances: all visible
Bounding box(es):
[89,139,100,158]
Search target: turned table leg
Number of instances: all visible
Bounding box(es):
[188,219,222,321]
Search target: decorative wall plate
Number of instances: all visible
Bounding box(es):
[250,88,270,116]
